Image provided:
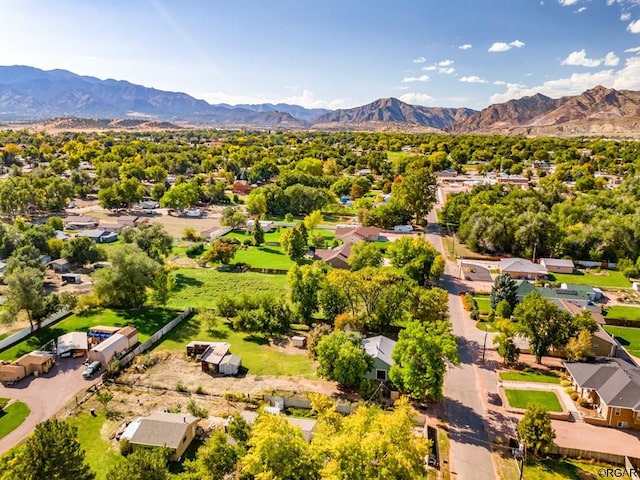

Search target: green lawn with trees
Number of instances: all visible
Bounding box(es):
[504,389,563,412]
[603,325,640,356]
[499,370,561,384]
[0,401,30,439]
[65,413,121,480]
[0,309,177,361]
[548,271,631,289]
[166,269,288,311]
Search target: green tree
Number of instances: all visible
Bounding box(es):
[181,430,241,480]
[514,292,571,364]
[387,236,443,286]
[246,193,267,218]
[406,286,449,324]
[303,210,323,235]
[287,263,323,320]
[96,390,114,413]
[565,329,592,361]
[13,419,94,480]
[390,320,459,401]
[93,245,161,309]
[4,267,45,331]
[227,412,252,444]
[316,331,373,387]
[280,227,306,261]
[106,448,169,480]
[493,332,520,365]
[61,235,102,267]
[348,241,383,270]
[517,405,556,458]
[160,181,200,209]
[241,413,320,480]
[204,240,239,265]
[495,299,513,319]
[391,165,437,225]
[251,219,265,246]
[318,281,349,322]
[220,206,247,230]
[490,273,518,310]
[130,224,174,262]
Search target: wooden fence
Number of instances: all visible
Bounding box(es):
[551,446,640,467]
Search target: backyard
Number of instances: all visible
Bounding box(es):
[495,453,622,480]
[0,309,178,361]
[166,268,288,311]
[504,389,562,412]
[548,270,631,289]
[603,325,640,357]
[604,305,640,322]
[156,316,315,377]
[499,370,562,384]
[0,400,30,440]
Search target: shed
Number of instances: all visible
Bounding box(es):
[186,341,218,358]
[117,326,139,349]
[14,352,54,376]
[200,343,231,374]
[0,363,27,383]
[88,333,128,365]
[61,273,82,284]
[57,332,88,358]
[291,336,307,348]
[219,354,242,376]
[49,258,70,273]
[88,325,121,346]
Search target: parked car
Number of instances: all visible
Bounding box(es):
[82,361,101,379]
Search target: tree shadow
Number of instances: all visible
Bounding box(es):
[444,397,493,451]
[171,273,204,292]
[244,334,269,345]
[205,327,229,339]
[258,247,284,255]
[162,316,201,344]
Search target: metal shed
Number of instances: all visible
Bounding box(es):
[219,354,242,376]
[57,332,88,358]
[88,333,128,365]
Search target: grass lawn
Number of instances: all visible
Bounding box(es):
[0,309,178,361]
[476,319,498,333]
[504,389,562,412]
[473,294,492,314]
[604,325,640,356]
[521,457,618,480]
[0,402,30,440]
[167,268,288,311]
[157,316,315,377]
[442,236,493,261]
[234,246,295,270]
[499,370,562,384]
[66,413,121,480]
[604,305,640,322]
[548,270,631,289]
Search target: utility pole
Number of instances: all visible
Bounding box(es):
[482,332,487,363]
[532,242,537,263]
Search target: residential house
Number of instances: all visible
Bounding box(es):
[540,258,575,274]
[362,335,396,382]
[116,216,146,228]
[516,281,600,309]
[313,244,352,269]
[232,180,253,194]
[120,412,200,460]
[233,410,317,442]
[564,358,640,430]
[64,216,99,230]
[499,258,548,280]
[99,223,124,234]
[54,230,70,241]
[0,352,54,383]
[77,229,119,244]
[246,219,275,233]
[61,273,82,284]
[334,226,381,245]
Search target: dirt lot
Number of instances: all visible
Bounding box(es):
[119,352,339,398]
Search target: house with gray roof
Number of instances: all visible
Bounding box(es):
[362,335,396,382]
[499,258,548,280]
[540,258,575,274]
[119,412,199,460]
[564,358,640,430]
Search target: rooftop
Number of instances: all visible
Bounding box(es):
[121,412,199,449]
[362,335,396,366]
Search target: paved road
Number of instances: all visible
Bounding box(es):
[426,208,497,480]
[0,357,99,454]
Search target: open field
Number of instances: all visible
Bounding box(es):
[156,316,315,377]
[603,325,640,356]
[442,236,493,261]
[166,268,288,311]
[504,389,562,412]
[0,402,30,440]
[548,270,631,289]
[0,309,178,361]
[65,413,121,480]
[604,305,640,321]
[499,370,562,384]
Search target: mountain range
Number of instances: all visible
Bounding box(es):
[3,66,640,136]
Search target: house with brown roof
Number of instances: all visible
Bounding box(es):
[334,226,380,245]
[313,244,352,269]
[232,180,253,194]
[565,358,640,430]
[119,412,200,460]
[116,216,146,228]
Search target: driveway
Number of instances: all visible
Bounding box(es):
[0,357,99,453]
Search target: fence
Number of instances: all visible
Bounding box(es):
[0,309,72,352]
[626,456,640,479]
[117,308,195,367]
[551,446,640,466]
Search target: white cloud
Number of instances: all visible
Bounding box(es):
[399,92,434,105]
[621,12,631,20]
[576,6,587,12]
[459,44,472,50]
[460,76,488,83]
[558,0,580,5]
[421,65,437,71]
[493,80,507,85]
[413,56,426,63]
[488,40,525,52]
[561,49,620,67]
[439,67,455,74]
[629,19,640,33]
[437,59,454,67]
[489,56,640,104]
[605,51,620,66]
[625,46,640,53]
[401,75,430,83]
[561,49,603,67]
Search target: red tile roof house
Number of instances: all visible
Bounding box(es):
[334,226,381,245]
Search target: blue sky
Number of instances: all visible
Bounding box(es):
[2,0,640,110]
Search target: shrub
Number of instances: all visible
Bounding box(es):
[119,439,134,456]
[195,385,206,395]
[186,243,205,258]
[560,380,571,387]
[495,299,512,319]
[186,398,208,418]
[470,309,479,320]
[242,238,253,247]
[570,392,579,401]
[76,294,101,315]
[359,378,379,401]
[577,397,589,407]
[176,381,188,393]
[216,294,238,318]
[565,386,574,394]
[138,353,158,369]
[183,227,200,241]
